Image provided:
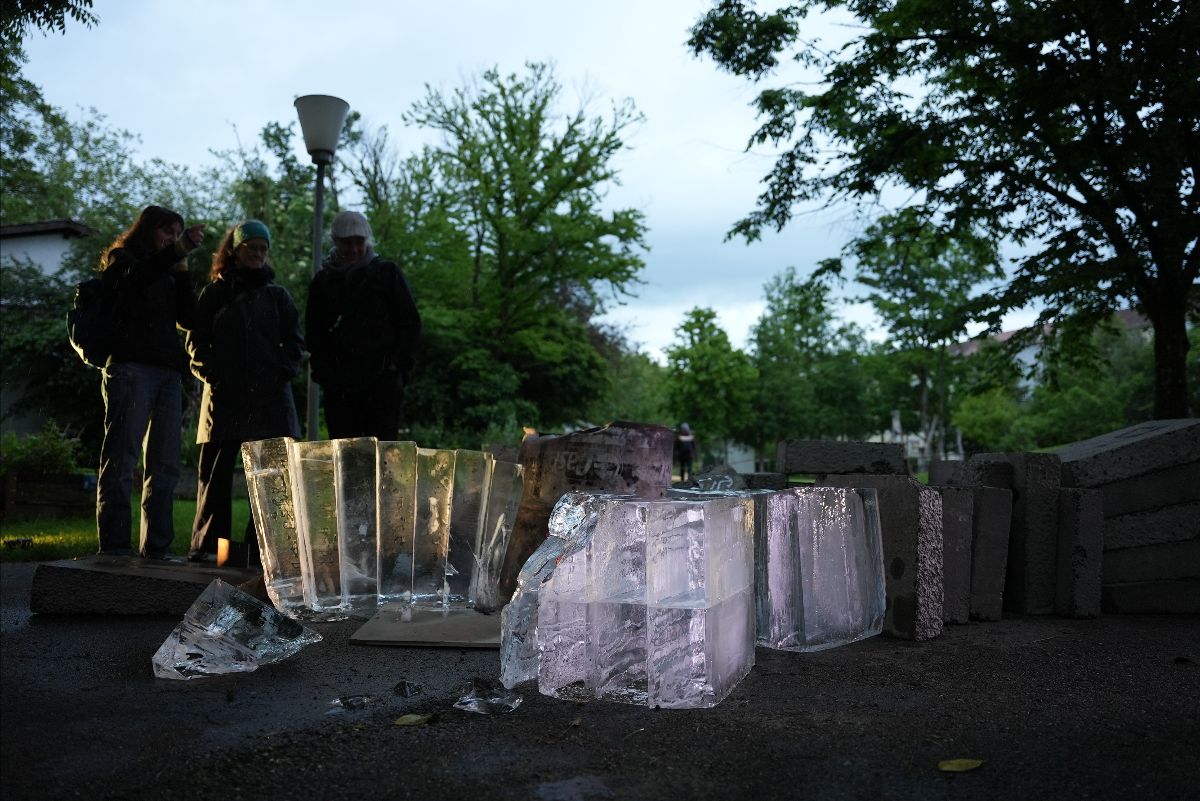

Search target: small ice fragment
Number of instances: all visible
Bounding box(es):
[393,680,423,697]
[453,678,522,714]
[151,579,321,680]
[328,694,382,713]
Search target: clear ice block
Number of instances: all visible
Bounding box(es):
[151,579,321,680]
[377,440,418,603]
[529,493,755,709]
[412,447,454,606]
[334,437,380,613]
[470,460,524,611]
[288,439,348,620]
[757,486,885,652]
[448,450,493,606]
[242,437,306,616]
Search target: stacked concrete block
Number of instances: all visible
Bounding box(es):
[1055,488,1104,618]
[777,440,908,477]
[973,452,1063,615]
[1055,419,1200,614]
[936,486,975,624]
[969,486,1013,621]
[818,475,943,641]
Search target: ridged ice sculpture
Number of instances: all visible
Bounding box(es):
[242,437,525,619]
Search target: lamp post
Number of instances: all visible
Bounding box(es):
[294,94,350,441]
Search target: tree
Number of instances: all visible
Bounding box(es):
[831,209,1003,462]
[746,267,872,463]
[665,308,756,459]
[403,63,649,430]
[690,0,1199,417]
[0,0,95,44]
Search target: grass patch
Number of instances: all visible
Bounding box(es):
[0,496,250,562]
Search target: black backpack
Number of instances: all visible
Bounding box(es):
[66,276,117,369]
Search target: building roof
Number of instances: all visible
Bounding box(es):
[0,219,96,239]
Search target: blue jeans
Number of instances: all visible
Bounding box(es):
[96,362,182,557]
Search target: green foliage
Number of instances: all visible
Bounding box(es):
[0,420,83,476]
[747,268,874,458]
[0,0,95,44]
[665,308,756,452]
[690,0,1200,417]
[952,387,1034,453]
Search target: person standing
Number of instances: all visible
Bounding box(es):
[674,422,698,484]
[96,205,203,559]
[306,211,421,441]
[185,221,303,564]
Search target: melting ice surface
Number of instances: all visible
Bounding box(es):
[502,492,756,709]
[151,579,321,680]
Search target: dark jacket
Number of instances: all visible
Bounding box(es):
[102,243,197,372]
[187,266,303,444]
[306,253,421,392]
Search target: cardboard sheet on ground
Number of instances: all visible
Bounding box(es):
[350,603,502,648]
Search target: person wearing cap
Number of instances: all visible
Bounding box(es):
[95,205,204,560]
[306,210,422,441]
[185,220,303,564]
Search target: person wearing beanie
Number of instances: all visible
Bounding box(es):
[185,220,303,564]
[95,205,204,560]
[306,210,422,440]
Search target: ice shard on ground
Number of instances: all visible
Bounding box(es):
[151,579,321,680]
[526,492,755,709]
[756,486,886,652]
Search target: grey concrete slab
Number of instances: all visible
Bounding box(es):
[29,555,264,616]
[1101,580,1200,614]
[742,472,788,490]
[1056,488,1103,619]
[930,459,1014,489]
[819,475,943,641]
[350,604,502,647]
[776,440,907,476]
[1055,418,1200,487]
[935,486,974,624]
[970,486,1013,621]
[974,452,1062,615]
[1089,461,1200,517]
[1104,501,1200,549]
[1103,539,1200,584]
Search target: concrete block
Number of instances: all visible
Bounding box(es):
[1104,501,1200,549]
[970,486,1012,621]
[974,452,1062,615]
[935,485,974,624]
[777,440,907,476]
[819,474,943,641]
[500,422,673,602]
[1056,488,1103,619]
[30,555,265,616]
[1090,461,1200,517]
[1055,418,1200,487]
[1102,539,1200,584]
[742,472,788,490]
[1101,580,1200,615]
[930,459,1014,489]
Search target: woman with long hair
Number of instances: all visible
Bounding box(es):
[186,220,303,565]
[96,204,204,559]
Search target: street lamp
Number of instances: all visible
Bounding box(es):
[294,94,350,441]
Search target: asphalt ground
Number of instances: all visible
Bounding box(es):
[2,562,1198,801]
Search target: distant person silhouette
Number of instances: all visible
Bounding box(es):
[674,422,697,483]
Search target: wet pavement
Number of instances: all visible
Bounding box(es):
[2,562,1197,800]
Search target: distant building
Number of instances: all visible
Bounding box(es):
[1,219,97,437]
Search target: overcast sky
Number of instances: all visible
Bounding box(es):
[21,0,1028,360]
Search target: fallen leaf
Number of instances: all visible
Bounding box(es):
[568,717,582,728]
[938,759,984,773]
[394,713,433,727]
